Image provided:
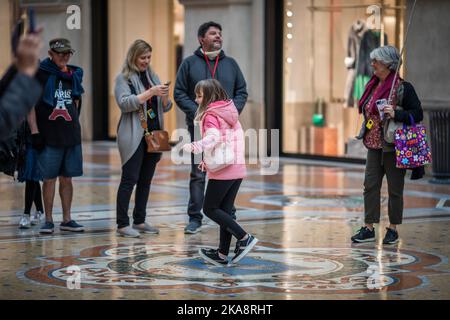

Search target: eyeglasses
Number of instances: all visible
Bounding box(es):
[52,50,73,57]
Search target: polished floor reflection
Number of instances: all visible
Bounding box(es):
[0,142,449,300]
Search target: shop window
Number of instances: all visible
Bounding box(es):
[283,0,405,159]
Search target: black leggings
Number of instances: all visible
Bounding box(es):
[24,180,43,215]
[203,179,246,256]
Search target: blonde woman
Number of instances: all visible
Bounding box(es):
[114,39,172,237]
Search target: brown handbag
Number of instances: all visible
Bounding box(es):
[139,106,171,153]
[144,130,171,152]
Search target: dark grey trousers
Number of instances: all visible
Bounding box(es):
[364,149,406,225]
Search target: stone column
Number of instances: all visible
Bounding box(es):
[0,0,12,75]
[406,0,450,105]
[108,0,176,137]
[79,0,93,141]
[406,0,450,182]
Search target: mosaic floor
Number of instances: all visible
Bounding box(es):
[0,142,449,300]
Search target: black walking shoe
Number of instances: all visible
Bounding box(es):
[60,220,85,232]
[351,226,375,243]
[39,221,55,234]
[184,220,202,234]
[230,234,258,265]
[383,228,399,244]
[198,248,228,267]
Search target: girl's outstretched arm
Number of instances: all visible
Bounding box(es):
[185,115,221,154]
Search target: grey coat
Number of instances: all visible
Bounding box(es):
[114,69,172,165]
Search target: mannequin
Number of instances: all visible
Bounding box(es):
[344,19,367,108]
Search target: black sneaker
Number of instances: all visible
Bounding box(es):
[60,220,84,232]
[230,234,258,265]
[383,228,399,244]
[198,248,228,267]
[40,221,55,234]
[351,226,375,243]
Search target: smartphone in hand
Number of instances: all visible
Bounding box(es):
[376,99,388,120]
[22,8,36,35]
[28,8,36,34]
[11,8,36,56]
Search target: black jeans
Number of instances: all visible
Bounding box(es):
[203,179,246,256]
[116,138,161,228]
[187,125,236,223]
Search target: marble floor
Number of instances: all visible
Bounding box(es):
[0,142,449,300]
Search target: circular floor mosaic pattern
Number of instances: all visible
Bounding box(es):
[24,242,444,295]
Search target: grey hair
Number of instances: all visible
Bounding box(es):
[370,46,401,71]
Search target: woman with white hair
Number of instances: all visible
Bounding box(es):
[351,45,423,245]
[114,39,172,237]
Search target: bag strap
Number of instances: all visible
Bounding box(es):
[128,81,150,135]
[128,81,137,95]
[402,114,416,130]
[397,82,404,107]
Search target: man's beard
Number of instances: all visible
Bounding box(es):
[207,42,222,52]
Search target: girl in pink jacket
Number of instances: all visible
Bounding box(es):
[183,79,258,267]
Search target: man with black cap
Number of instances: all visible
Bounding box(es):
[28,38,85,234]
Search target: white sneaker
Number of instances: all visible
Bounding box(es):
[117,226,141,238]
[30,211,43,226]
[133,223,159,234]
[19,215,31,229]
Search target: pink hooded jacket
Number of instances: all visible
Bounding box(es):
[189,100,246,180]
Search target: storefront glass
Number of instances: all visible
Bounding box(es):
[283,0,405,159]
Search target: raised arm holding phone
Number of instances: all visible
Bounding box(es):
[0,9,43,141]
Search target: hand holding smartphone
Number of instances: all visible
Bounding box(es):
[25,8,36,34]
[12,8,37,56]
[376,99,388,120]
[161,81,171,96]
[12,8,42,77]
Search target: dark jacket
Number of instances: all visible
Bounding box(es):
[0,137,18,177]
[0,66,42,142]
[357,81,423,151]
[174,47,248,125]
[0,65,18,97]
[392,82,423,125]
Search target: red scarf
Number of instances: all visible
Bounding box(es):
[358,71,402,114]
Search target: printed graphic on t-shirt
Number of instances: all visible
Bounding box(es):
[49,81,73,121]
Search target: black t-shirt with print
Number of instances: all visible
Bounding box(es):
[139,71,160,132]
[35,69,82,147]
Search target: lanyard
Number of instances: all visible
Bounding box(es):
[203,52,219,79]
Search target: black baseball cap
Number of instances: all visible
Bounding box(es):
[49,38,75,54]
